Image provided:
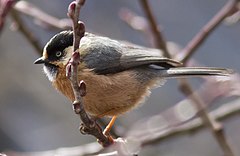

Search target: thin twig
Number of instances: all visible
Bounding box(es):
[10,9,42,55]
[66,0,113,147]
[179,0,239,64]
[67,0,85,51]
[139,0,171,58]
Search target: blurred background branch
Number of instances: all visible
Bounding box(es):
[10,8,42,54]
[13,1,71,30]
[179,0,239,64]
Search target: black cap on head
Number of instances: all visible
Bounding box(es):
[45,31,74,62]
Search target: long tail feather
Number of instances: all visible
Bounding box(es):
[160,67,233,78]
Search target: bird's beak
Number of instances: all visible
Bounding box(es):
[34,57,48,64]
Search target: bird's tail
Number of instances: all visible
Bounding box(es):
[160,67,233,78]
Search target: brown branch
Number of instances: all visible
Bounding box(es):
[10,9,42,55]
[66,0,113,147]
[13,1,71,30]
[139,0,171,58]
[179,0,239,64]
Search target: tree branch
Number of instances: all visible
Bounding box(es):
[10,9,42,55]
[66,0,113,147]
[139,0,171,58]
[179,0,239,64]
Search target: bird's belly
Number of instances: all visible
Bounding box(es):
[54,69,160,117]
[81,70,154,117]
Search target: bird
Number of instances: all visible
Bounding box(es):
[34,30,232,136]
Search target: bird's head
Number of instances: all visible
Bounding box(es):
[34,31,74,81]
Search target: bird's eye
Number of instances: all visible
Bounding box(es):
[55,51,62,57]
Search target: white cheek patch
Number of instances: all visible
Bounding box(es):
[43,66,56,82]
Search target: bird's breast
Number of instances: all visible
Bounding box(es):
[43,63,58,82]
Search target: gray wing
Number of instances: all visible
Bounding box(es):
[80,33,181,74]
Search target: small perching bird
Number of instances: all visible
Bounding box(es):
[34,31,233,135]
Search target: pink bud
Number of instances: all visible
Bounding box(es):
[72,51,80,64]
[79,80,86,96]
[68,1,76,18]
[66,63,72,78]
[78,21,85,37]
[72,101,81,114]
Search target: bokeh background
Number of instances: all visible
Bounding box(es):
[0,0,240,155]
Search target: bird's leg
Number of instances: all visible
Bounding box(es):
[103,115,117,136]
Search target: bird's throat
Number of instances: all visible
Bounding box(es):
[43,63,58,82]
